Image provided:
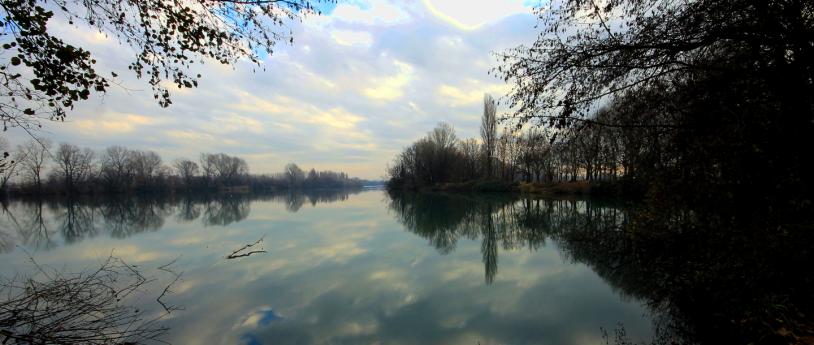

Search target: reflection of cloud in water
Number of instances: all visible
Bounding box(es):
[151,193,650,345]
[79,244,165,263]
[237,306,283,329]
[0,191,654,345]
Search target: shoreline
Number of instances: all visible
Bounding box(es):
[387,180,645,199]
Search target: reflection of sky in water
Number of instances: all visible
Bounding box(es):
[0,191,652,344]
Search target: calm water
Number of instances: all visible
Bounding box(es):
[0,190,653,344]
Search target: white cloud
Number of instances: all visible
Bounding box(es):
[422,0,531,30]
[331,0,411,26]
[3,0,540,179]
[308,107,365,129]
[206,113,266,134]
[72,112,162,136]
[363,60,415,101]
[437,80,511,107]
[330,29,374,47]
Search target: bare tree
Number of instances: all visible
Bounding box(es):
[214,154,248,186]
[199,153,248,187]
[99,146,134,191]
[459,138,480,180]
[0,138,23,193]
[481,94,497,178]
[497,128,520,181]
[429,122,458,151]
[285,163,305,188]
[17,138,52,191]
[428,122,458,183]
[54,143,95,192]
[130,151,163,187]
[174,159,199,189]
[199,153,217,187]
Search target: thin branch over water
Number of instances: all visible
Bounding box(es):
[226,236,267,259]
[0,254,179,344]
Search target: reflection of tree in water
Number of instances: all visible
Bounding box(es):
[388,191,814,344]
[55,199,100,244]
[101,198,172,238]
[175,197,202,222]
[1,189,361,253]
[199,189,362,225]
[0,200,57,252]
[258,189,360,213]
[285,192,305,213]
[202,196,250,226]
[554,205,814,344]
[387,192,553,284]
[0,202,16,253]
[306,190,352,206]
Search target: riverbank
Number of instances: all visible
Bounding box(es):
[389,179,645,198]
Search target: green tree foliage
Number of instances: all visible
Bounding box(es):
[0,0,331,131]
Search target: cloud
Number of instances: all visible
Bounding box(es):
[330,29,374,47]
[3,0,541,179]
[228,93,366,133]
[363,60,414,101]
[308,107,364,129]
[437,80,512,107]
[1,194,655,345]
[329,0,411,26]
[72,113,162,135]
[165,129,214,142]
[422,0,532,30]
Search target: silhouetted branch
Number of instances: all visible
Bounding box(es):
[0,254,180,344]
[156,256,184,314]
[226,236,267,259]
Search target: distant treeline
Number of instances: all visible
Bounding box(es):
[0,140,373,196]
[387,94,645,193]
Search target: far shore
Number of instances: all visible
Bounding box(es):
[387,179,646,199]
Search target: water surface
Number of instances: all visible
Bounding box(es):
[0,190,652,344]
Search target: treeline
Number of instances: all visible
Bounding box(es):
[0,139,368,196]
[392,49,812,207]
[387,95,641,191]
[392,0,814,213]
[489,0,813,214]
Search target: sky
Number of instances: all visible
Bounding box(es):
[6,0,542,180]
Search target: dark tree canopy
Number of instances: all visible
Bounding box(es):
[0,0,331,131]
[495,0,814,211]
[496,0,814,128]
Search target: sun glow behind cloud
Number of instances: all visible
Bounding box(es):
[421,0,532,30]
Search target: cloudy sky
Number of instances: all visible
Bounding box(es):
[7,0,542,179]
